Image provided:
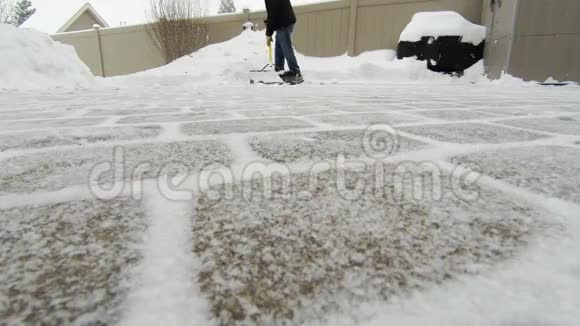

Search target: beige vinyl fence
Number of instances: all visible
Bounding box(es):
[52,0,483,77]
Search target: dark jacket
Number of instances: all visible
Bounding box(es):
[264,0,296,36]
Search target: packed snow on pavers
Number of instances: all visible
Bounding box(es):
[2,20,580,326]
[2,82,580,325]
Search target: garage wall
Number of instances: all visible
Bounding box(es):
[511,0,580,82]
[482,0,580,82]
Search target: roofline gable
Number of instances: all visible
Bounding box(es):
[57,2,109,33]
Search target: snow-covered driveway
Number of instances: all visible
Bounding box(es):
[1,82,579,325]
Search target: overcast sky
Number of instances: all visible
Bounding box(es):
[22,0,333,34]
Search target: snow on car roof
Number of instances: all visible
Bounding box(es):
[399,11,486,45]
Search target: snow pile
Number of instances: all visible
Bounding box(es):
[0,24,94,90]
[113,29,489,86]
[400,11,486,45]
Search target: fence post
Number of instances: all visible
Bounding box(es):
[93,24,105,77]
[347,0,359,56]
[243,8,250,22]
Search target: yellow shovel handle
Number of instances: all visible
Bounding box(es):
[268,43,273,65]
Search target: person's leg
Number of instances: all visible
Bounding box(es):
[274,31,285,71]
[278,24,300,73]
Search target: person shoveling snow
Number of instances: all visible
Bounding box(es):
[265,0,303,84]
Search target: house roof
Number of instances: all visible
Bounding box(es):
[22,0,149,34]
[57,3,109,33]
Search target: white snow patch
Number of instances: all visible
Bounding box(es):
[462,60,485,82]
[0,24,94,90]
[400,11,486,45]
[242,21,255,30]
[120,183,213,326]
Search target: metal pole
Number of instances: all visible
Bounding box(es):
[347,0,359,57]
[93,24,106,77]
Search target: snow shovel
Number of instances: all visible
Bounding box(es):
[249,39,285,84]
[250,40,274,72]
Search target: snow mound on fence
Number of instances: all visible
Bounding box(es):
[400,11,486,45]
[0,24,94,90]
[113,29,490,86]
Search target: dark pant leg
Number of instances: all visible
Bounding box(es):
[276,25,300,73]
[274,32,285,70]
